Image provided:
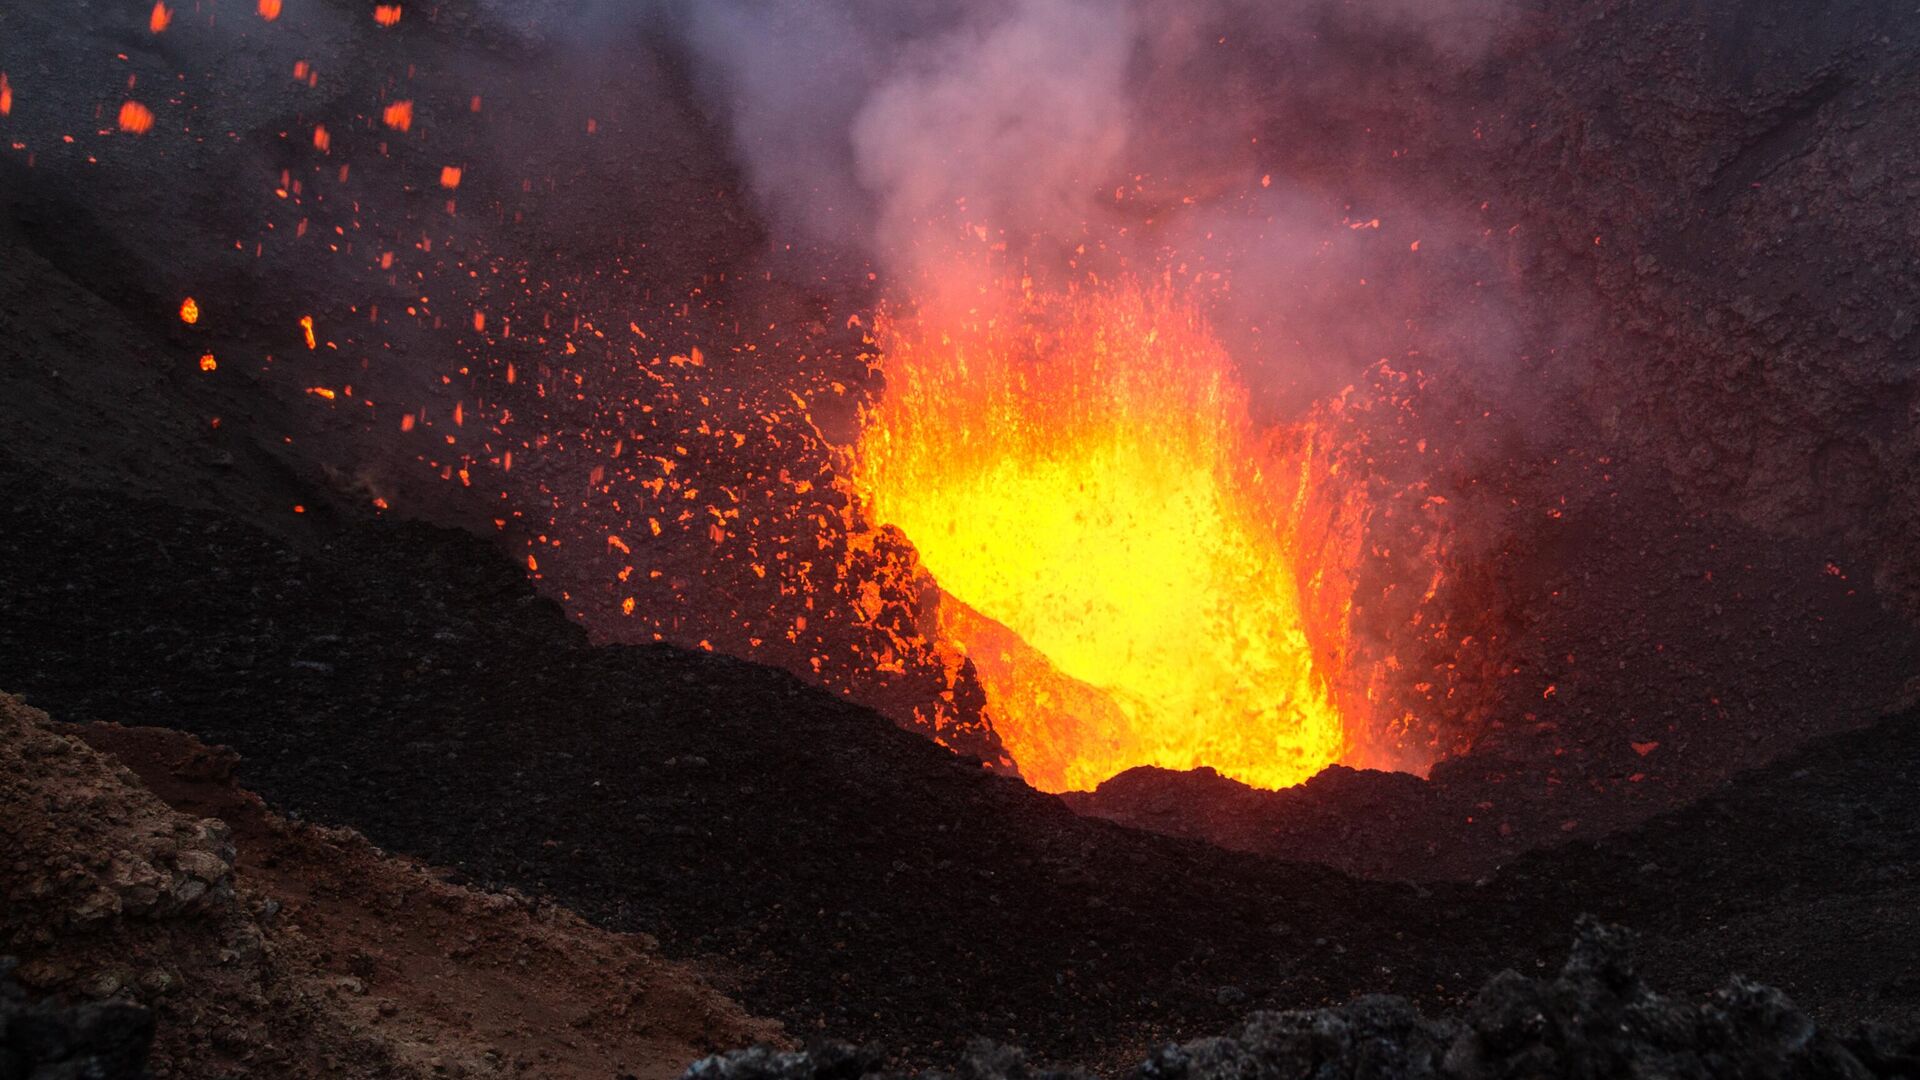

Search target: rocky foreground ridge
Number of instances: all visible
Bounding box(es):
[688,920,1920,1080]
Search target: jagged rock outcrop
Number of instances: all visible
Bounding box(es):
[1,691,780,1078]
[0,959,153,1080]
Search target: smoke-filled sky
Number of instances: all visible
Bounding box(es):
[658,0,1509,267]
[646,0,1530,410]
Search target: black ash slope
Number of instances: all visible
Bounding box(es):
[0,457,1521,1064]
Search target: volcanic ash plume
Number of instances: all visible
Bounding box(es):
[666,0,1506,789]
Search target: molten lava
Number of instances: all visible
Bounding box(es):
[117,101,155,136]
[853,283,1359,792]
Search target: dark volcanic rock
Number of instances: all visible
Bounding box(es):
[689,921,1920,1080]
[0,959,154,1080]
[687,1040,1069,1080]
[686,1043,891,1080]
[1146,918,1920,1080]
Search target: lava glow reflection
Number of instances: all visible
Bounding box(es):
[853,282,1359,792]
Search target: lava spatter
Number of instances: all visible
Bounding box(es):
[852,282,1364,791]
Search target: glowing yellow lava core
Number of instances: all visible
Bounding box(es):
[853,283,1351,792]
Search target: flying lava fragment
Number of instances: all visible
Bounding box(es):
[179,297,200,324]
[117,101,155,135]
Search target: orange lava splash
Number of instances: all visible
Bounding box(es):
[852,282,1360,792]
[117,101,155,135]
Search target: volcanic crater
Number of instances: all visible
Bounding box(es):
[3,0,1919,1076]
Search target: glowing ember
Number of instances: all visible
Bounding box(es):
[258,0,282,20]
[382,100,413,132]
[313,124,330,152]
[374,5,402,26]
[117,101,154,135]
[178,297,200,324]
[440,165,462,190]
[149,3,172,33]
[853,283,1357,792]
[198,353,217,372]
[0,73,11,117]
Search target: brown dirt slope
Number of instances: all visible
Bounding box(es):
[0,691,782,1079]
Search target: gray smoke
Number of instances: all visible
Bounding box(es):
[848,0,1135,281]
[669,0,1510,270]
[649,0,1527,409]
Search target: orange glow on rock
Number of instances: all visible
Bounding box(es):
[117,101,155,135]
[853,282,1362,792]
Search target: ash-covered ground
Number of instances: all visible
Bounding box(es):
[2,0,1919,1074]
